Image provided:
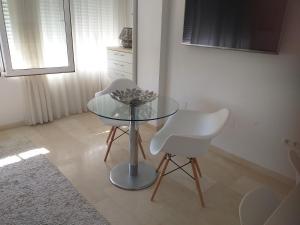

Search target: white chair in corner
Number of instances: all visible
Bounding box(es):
[288,149,300,185]
[95,78,146,162]
[239,187,280,225]
[150,109,230,207]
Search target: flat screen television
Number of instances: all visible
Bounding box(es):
[183,0,287,53]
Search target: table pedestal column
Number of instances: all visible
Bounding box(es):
[129,110,138,176]
[109,106,157,190]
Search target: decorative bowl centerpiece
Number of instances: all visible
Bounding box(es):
[110,88,157,107]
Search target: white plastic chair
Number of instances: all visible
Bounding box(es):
[288,149,300,185]
[150,109,230,206]
[95,78,146,161]
[239,187,280,225]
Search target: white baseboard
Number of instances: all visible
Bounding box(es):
[0,121,25,131]
[210,145,294,187]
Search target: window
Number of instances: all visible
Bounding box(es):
[0,0,74,77]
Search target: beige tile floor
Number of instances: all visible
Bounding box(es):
[0,113,293,225]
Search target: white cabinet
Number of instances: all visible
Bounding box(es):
[107,47,133,81]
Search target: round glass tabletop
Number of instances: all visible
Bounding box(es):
[87,94,179,122]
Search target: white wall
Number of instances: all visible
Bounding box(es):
[137,0,163,94]
[0,77,26,127]
[125,0,133,27]
[137,0,171,126]
[163,0,300,178]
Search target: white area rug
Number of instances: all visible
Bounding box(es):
[0,155,109,225]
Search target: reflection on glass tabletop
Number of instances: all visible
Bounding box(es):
[87,94,179,122]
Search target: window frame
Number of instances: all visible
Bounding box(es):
[0,0,75,77]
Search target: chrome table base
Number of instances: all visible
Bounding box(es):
[109,106,157,190]
[110,162,157,190]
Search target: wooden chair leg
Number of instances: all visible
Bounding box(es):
[138,132,142,142]
[137,131,146,159]
[104,127,117,162]
[138,138,147,159]
[151,154,170,201]
[156,153,168,172]
[191,158,205,207]
[106,126,114,144]
[194,158,202,177]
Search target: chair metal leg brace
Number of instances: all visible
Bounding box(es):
[106,126,127,145]
[104,126,146,162]
[112,127,129,142]
[164,158,195,180]
[151,154,205,207]
[157,154,194,180]
[116,127,129,135]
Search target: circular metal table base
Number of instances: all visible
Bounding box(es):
[110,162,158,190]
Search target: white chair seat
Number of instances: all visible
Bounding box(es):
[150,108,230,206]
[150,109,230,157]
[94,78,146,161]
[149,128,169,155]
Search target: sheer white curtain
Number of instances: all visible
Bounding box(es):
[4,0,128,124]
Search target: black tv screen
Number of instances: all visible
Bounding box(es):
[183,0,287,53]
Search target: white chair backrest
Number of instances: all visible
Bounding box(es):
[165,109,230,138]
[289,150,300,184]
[151,109,229,157]
[239,187,280,225]
[95,78,137,97]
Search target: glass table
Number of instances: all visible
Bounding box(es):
[87,94,179,190]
